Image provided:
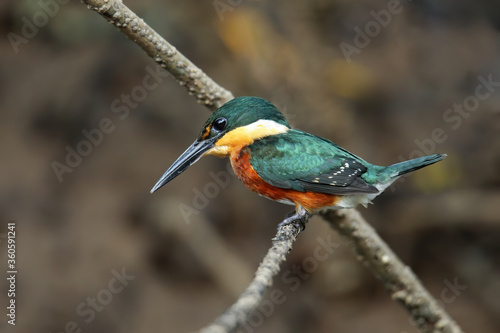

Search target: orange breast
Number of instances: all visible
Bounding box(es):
[230,147,340,212]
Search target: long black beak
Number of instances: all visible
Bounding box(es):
[150,137,217,193]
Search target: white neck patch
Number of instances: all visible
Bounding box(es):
[242,119,290,137]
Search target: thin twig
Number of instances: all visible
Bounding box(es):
[321,209,464,333]
[82,2,464,333]
[82,0,233,110]
[199,221,306,333]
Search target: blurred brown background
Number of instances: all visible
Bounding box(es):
[1,0,499,332]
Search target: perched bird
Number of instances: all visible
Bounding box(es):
[151,97,446,227]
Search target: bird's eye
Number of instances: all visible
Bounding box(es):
[212,117,227,132]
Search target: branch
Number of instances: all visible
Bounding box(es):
[199,221,306,333]
[82,0,233,110]
[82,2,464,333]
[321,209,464,333]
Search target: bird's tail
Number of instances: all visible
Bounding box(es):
[385,153,446,178]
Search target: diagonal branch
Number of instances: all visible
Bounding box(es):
[321,209,463,333]
[199,221,306,333]
[82,0,233,110]
[82,1,464,333]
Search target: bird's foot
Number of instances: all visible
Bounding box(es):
[278,206,311,231]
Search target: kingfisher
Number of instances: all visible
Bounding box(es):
[151,97,446,227]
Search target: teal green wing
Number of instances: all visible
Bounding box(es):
[248,130,379,195]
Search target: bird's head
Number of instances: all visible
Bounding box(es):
[151,96,290,193]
